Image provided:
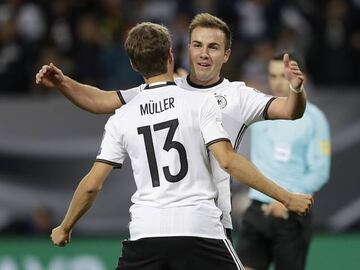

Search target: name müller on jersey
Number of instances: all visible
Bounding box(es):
[98,82,230,240]
[117,77,275,230]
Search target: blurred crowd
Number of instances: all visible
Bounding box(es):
[1,0,360,95]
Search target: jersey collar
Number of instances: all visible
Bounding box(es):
[186,75,224,89]
[144,81,177,90]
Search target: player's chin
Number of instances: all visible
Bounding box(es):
[194,71,213,82]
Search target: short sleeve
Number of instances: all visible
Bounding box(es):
[96,116,127,168]
[116,84,145,104]
[239,86,275,125]
[200,94,230,147]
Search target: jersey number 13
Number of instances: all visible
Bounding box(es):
[137,118,188,187]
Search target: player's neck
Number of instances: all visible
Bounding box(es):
[188,73,221,87]
[144,72,174,85]
[187,74,223,89]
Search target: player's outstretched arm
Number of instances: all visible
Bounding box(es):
[267,53,307,120]
[208,141,313,216]
[51,162,112,247]
[35,63,121,114]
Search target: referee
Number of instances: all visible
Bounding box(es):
[236,54,331,270]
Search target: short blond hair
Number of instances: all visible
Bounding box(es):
[125,22,172,78]
[189,13,232,50]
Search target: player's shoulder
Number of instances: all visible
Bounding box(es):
[117,84,146,105]
[204,78,244,92]
[223,80,262,95]
[114,90,144,117]
[227,80,247,89]
[119,84,146,93]
[175,76,186,86]
[171,85,214,110]
[180,88,213,109]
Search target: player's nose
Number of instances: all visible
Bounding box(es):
[199,48,209,58]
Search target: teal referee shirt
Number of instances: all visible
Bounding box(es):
[249,102,331,203]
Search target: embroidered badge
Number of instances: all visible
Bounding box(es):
[214,94,227,109]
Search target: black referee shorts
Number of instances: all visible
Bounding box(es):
[236,200,312,270]
[116,236,244,270]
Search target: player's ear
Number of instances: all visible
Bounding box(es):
[168,48,174,64]
[223,49,231,64]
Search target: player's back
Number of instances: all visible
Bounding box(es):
[103,82,228,240]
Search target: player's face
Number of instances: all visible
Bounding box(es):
[188,27,230,86]
[268,60,289,97]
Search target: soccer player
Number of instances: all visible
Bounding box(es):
[50,22,312,270]
[37,13,306,239]
[236,54,331,270]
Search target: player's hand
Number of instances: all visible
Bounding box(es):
[35,63,65,89]
[285,193,313,216]
[262,201,289,219]
[51,225,72,247]
[283,53,304,90]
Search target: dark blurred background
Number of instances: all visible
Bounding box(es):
[0,0,360,269]
[1,0,360,95]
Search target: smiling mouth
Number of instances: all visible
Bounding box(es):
[198,63,211,68]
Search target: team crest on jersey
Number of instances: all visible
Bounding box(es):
[214,94,227,109]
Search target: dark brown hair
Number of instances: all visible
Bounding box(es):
[125,22,172,78]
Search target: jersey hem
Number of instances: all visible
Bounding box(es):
[130,232,227,241]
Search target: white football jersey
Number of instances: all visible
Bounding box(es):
[117,77,275,229]
[98,81,230,240]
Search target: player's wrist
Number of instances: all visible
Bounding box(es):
[58,75,71,91]
[289,83,304,94]
[59,222,72,233]
[281,191,292,208]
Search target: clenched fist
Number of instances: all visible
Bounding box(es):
[51,225,72,247]
[285,193,313,216]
